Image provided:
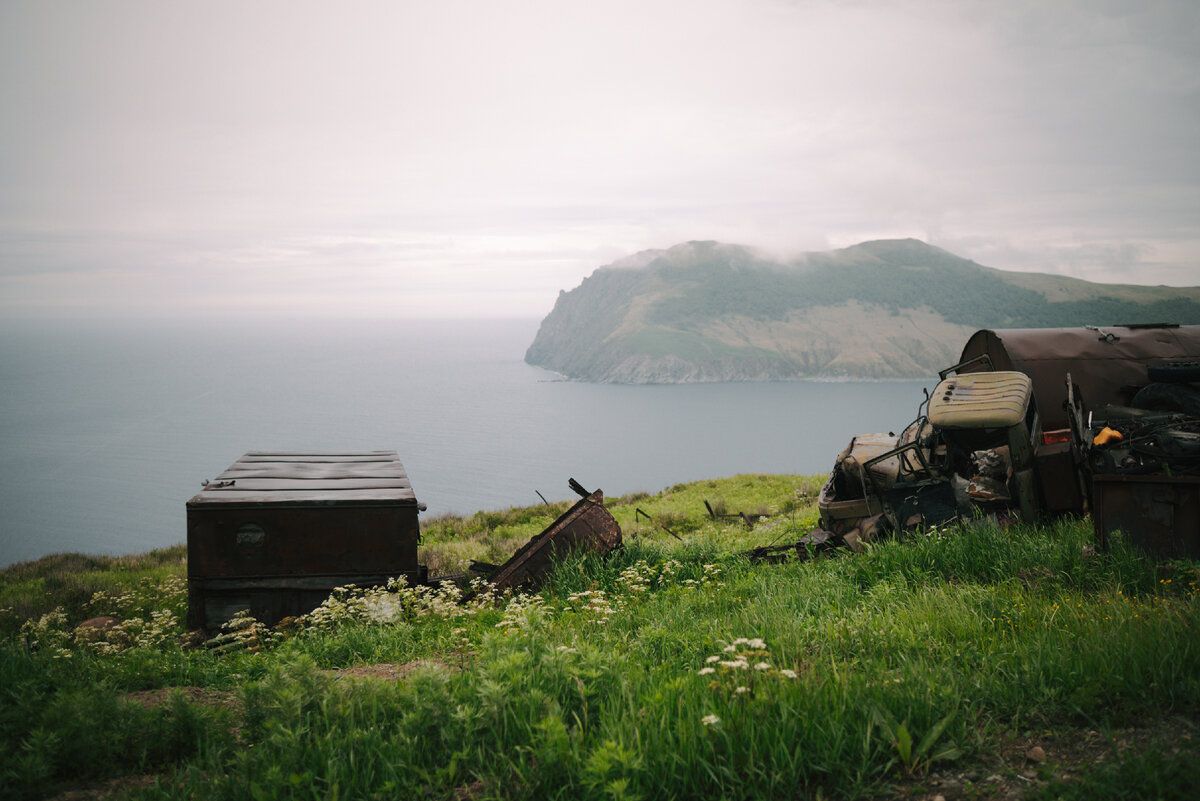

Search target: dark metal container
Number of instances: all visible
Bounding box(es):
[1092,474,1200,559]
[186,451,425,630]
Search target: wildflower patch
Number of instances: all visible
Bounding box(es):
[697,637,797,710]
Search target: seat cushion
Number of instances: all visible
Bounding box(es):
[929,371,1032,429]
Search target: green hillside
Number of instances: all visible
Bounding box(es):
[525,239,1200,382]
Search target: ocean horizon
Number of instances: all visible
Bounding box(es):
[0,316,935,567]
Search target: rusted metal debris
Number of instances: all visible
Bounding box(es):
[636,508,683,540]
[745,529,837,564]
[792,325,1200,560]
[704,500,768,528]
[1091,473,1200,557]
[1066,376,1200,558]
[483,478,623,593]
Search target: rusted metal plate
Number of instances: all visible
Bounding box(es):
[237,451,398,462]
[190,489,417,505]
[1034,441,1084,514]
[1092,474,1200,558]
[487,489,622,593]
[203,478,413,491]
[216,459,412,484]
[959,326,1200,430]
[187,451,422,629]
[217,465,411,480]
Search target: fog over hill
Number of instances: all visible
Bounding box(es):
[525,239,1200,383]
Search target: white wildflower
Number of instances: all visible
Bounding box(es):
[754,662,771,671]
[702,714,720,726]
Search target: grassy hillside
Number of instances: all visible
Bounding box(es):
[2,476,1198,800]
[525,239,1200,382]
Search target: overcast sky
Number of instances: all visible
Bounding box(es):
[2,0,1198,319]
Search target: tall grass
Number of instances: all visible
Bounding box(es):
[0,545,187,632]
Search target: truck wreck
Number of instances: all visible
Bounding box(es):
[774,324,1200,560]
[812,363,1041,548]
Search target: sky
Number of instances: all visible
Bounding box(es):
[1,0,1198,320]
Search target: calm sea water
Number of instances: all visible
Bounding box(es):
[0,317,934,567]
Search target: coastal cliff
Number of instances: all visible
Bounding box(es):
[526,239,1200,383]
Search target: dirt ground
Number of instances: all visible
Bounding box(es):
[880,713,1199,801]
[117,685,238,711]
[325,658,456,682]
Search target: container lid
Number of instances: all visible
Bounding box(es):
[186,451,418,507]
[928,371,1032,429]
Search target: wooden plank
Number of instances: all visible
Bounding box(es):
[188,488,417,505]
[203,478,413,491]
[218,464,409,480]
[196,574,409,591]
[239,452,397,462]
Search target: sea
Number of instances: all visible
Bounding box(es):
[0,317,935,567]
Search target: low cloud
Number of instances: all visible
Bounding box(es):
[1,0,1197,319]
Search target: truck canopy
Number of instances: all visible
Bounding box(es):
[957,325,1200,430]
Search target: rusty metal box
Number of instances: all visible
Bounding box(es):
[186,451,425,630]
[1092,474,1200,559]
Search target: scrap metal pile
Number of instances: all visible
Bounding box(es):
[753,325,1200,563]
[815,363,1041,549]
[1068,371,1200,559]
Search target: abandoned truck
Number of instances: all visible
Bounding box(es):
[814,324,1200,556]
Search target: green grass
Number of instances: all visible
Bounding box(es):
[623,326,787,362]
[1,475,1198,800]
[0,546,187,634]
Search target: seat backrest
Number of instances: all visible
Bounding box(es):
[928,371,1032,430]
[837,433,900,491]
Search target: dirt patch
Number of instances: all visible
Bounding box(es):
[879,713,1199,800]
[328,659,456,682]
[43,774,157,801]
[453,778,489,800]
[118,686,238,710]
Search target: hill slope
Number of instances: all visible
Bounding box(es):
[525,239,1200,382]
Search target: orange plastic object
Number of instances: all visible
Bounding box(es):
[1093,427,1125,446]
